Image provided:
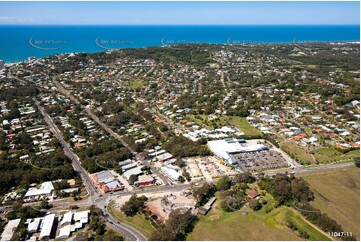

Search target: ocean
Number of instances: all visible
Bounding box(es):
[0,25,359,63]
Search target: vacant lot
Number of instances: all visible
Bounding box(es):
[280,142,359,165]
[314,147,359,164]
[130,79,146,89]
[185,115,262,137]
[186,114,214,129]
[299,167,360,240]
[280,141,315,164]
[226,116,263,137]
[187,195,330,241]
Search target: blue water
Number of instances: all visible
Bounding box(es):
[0,25,359,63]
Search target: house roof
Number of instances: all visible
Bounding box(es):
[39,214,55,239]
[74,210,89,224]
[95,170,114,183]
[124,167,143,180]
[24,181,54,197]
[249,189,260,199]
[104,180,122,189]
[57,225,71,239]
[27,217,42,233]
[1,219,21,241]
[61,212,73,226]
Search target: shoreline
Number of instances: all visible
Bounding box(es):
[2,40,360,65]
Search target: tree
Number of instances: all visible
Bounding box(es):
[102,229,124,241]
[121,195,148,217]
[183,170,191,182]
[233,172,255,184]
[249,199,262,211]
[162,136,210,157]
[221,196,243,212]
[53,180,70,191]
[291,178,314,202]
[193,183,215,205]
[299,230,309,239]
[129,174,138,185]
[150,209,194,241]
[89,206,106,237]
[40,201,53,209]
[174,158,186,168]
[216,176,231,191]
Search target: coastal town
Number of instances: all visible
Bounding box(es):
[0,42,359,241]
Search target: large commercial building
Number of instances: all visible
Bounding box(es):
[24,181,54,200]
[207,139,268,165]
[91,170,124,193]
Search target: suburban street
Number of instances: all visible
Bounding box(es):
[52,78,170,186]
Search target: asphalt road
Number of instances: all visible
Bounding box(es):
[264,161,356,176]
[37,103,98,197]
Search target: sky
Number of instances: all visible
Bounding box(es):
[0,1,359,25]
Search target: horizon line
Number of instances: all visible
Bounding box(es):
[0,24,360,27]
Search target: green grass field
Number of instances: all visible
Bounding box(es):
[130,79,146,89]
[186,115,262,137]
[186,114,214,129]
[108,201,156,238]
[225,116,263,137]
[299,167,360,240]
[313,147,359,164]
[187,194,330,241]
[280,142,359,165]
[280,141,315,164]
[266,207,331,241]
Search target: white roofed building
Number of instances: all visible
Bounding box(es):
[56,225,71,240]
[39,214,55,241]
[207,139,268,165]
[74,210,89,225]
[123,167,143,180]
[24,181,54,200]
[92,170,114,184]
[61,212,73,226]
[1,219,21,241]
[161,166,181,181]
[27,217,42,234]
